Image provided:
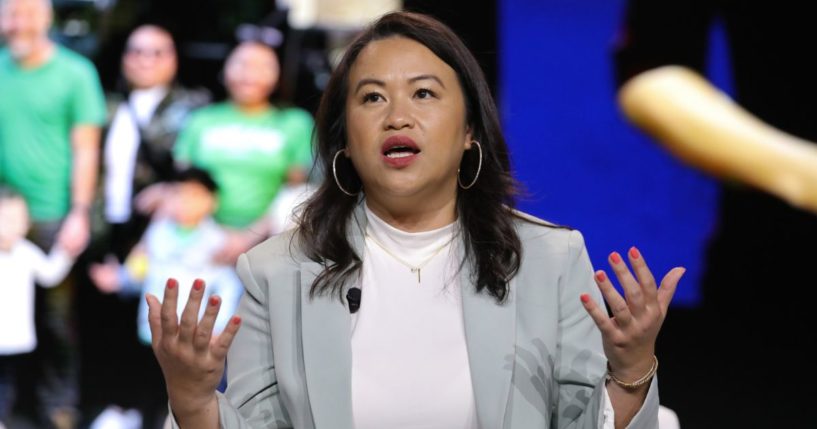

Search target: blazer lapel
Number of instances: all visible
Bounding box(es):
[299,261,354,428]
[461,267,517,429]
[299,204,367,428]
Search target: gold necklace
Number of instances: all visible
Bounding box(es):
[365,232,453,283]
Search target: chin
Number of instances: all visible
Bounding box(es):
[7,42,33,60]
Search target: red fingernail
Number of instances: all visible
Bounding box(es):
[193,279,204,291]
[231,316,242,325]
[166,278,177,289]
[580,294,590,304]
[595,271,607,282]
[209,296,219,306]
[629,247,640,259]
[610,252,622,264]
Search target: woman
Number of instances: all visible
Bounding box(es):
[173,40,315,264]
[147,12,683,429]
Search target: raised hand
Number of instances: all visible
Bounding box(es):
[146,278,241,424]
[579,247,684,381]
[88,255,122,294]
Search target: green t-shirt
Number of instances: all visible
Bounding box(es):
[0,46,106,221]
[174,102,314,228]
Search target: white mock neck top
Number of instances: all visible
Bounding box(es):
[350,204,478,429]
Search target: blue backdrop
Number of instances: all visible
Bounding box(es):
[499,0,734,306]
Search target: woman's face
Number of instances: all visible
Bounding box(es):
[122,26,177,90]
[224,42,279,107]
[345,36,472,204]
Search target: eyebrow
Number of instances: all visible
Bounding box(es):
[353,74,446,94]
[410,74,446,88]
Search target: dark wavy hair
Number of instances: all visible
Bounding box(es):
[298,11,522,303]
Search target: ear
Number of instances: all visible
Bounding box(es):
[464,126,474,150]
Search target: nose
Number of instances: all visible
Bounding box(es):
[384,98,414,130]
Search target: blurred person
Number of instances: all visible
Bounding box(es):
[614,0,817,426]
[102,24,210,260]
[81,24,208,426]
[0,0,106,427]
[0,187,73,426]
[81,24,209,428]
[173,40,314,264]
[89,167,242,429]
[149,12,685,429]
[91,167,243,348]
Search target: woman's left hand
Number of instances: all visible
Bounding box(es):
[580,246,685,381]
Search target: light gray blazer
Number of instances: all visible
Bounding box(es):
[181,206,659,428]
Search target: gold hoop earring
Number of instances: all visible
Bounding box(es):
[458,141,483,190]
[333,149,359,196]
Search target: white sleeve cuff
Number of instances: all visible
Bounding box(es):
[600,384,616,429]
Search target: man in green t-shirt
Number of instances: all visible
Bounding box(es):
[0,0,105,427]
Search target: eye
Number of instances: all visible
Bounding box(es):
[362,92,384,103]
[415,88,436,99]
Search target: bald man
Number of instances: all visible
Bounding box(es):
[0,0,105,427]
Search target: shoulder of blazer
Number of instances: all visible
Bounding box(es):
[510,208,574,239]
[510,209,588,265]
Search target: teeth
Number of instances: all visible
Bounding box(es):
[386,152,414,158]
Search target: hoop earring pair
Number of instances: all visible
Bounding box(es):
[458,141,483,190]
[333,149,359,196]
[334,142,482,195]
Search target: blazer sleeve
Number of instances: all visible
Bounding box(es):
[169,253,292,428]
[552,230,659,429]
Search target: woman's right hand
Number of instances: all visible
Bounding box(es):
[146,278,242,424]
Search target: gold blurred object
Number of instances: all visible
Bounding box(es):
[283,0,402,29]
[619,65,817,214]
[124,250,149,282]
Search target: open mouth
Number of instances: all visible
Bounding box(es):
[382,136,420,161]
[383,145,421,158]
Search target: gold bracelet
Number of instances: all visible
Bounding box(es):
[606,356,658,390]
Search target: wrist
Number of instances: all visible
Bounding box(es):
[606,355,658,390]
[70,203,91,215]
[168,390,218,420]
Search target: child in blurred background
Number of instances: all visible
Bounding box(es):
[0,187,74,426]
[88,167,242,428]
[91,166,242,344]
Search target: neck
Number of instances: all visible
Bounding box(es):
[131,84,169,94]
[365,193,457,232]
[233,100,270,114]
[16,39,55,69]
[177,217,205,229]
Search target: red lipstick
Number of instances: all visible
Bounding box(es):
[381,135,420,168]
